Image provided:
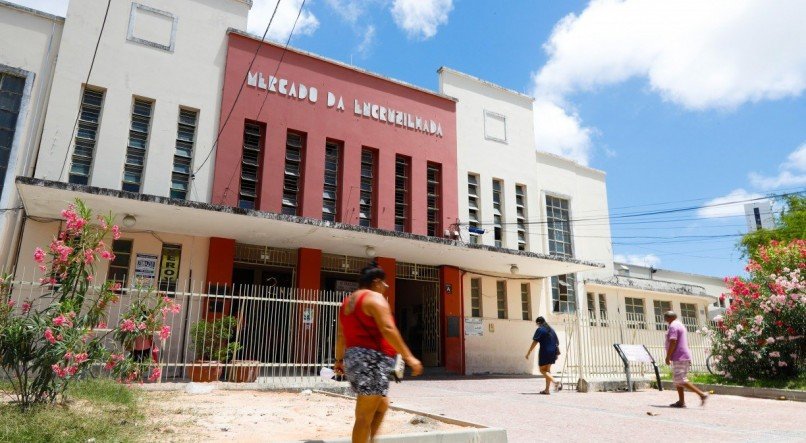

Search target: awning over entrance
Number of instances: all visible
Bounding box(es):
[16,178,603,278]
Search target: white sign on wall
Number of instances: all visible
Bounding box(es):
[465,318,483,336]
[134,253,158,280]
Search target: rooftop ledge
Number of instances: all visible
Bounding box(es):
[15,177,603,278]
[585,275,716,299]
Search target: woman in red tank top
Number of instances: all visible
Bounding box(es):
[334,262,423,443]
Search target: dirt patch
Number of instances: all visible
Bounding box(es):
[142,389,462,442]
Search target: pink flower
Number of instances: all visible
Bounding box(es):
[766,337,775,344]
[159,325,171,340]
[147,367,162,382]
[44,328,57,344]
[137,322,147,331]
[87,275,94,282]
[66,365,79,376]
[120,319,136,332]
[778,361,788,367]
[52,314,70,327]
[73,352,89,364]
[728,355,736,362]
[97,321,107,329]
[7,300,14,309]
[100,250,114,260]
[83,249,95,264]
[769,351,781,358]
[21,301,31,314]
[38,265,47,272]
[33,247,46,263]
[754,315,763,325]
[51,364,66,378]
[112,225,121,240]
[64,352,73,360]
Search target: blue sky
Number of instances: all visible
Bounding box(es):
[10,0,806,278]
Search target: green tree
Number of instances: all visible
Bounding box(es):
[740,194,806,259]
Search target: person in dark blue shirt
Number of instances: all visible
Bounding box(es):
[525,316,561,394]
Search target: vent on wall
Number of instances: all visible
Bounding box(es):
[127,3,178,52]
[483,110,507,143]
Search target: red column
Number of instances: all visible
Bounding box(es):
[295,248,322,363]
[375,147,395,230]
[260,119,286,214]
[340,141,361,225]
[205,237,235,321]
[300,132,325,219]
[409,156,427,235]
[375,256,396,314]
[441,266,464,375]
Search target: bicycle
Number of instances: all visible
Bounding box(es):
[705,353,723,376]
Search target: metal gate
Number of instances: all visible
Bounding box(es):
[421,282,441,367]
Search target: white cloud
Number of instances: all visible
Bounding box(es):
[533,99,594,165]
[697,189,764,219]
[356,25,376,58]
[391,0,453,40]
[324,0,367,23]
[749,143,806,190]
[248,0,319,42]
[533,0,806,110]
[614,253,661,268]
[6,0,67,16]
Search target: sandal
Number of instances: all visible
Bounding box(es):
[700,393,709,407]
[669,401,686,408]
[554,381,563,391]
[539,390,550,395]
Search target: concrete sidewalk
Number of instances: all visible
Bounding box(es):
[387,377,806,442]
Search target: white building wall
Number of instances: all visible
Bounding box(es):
[33,0,249,201]
[0,2,63,270]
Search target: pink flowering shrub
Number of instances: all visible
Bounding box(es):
[0,199,180,409]
[709,240,805,381]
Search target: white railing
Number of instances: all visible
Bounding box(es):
[4,271,347,388]
[560,313,711,382]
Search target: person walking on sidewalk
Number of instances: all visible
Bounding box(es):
[525,316,561,394]
[664,311,708,407]
[334,262,423,443]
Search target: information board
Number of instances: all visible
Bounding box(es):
[617,344,655,363]
[134,254,158,281]
[464,318,483,336]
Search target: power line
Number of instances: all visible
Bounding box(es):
[469,190,802,227]
[190,0,285,180]
[56,0,112,182]
[219,0,308,205]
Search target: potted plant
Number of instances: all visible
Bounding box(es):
[228,359,261,383]
[187,316,240,382]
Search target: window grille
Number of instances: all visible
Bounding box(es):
[122,98,154,192]
[170,108,197,199]
[68,87,104,185]
[238,122,263,209]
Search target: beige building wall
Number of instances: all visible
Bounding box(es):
[33,0,250,200]
[0,1,63,270]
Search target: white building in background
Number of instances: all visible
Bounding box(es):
[745,200,775,232]
[0,1,63,270]
[10,0,250,288]
[440,67,720,375]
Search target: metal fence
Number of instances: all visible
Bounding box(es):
[560,312,712,383]
[4,272,347,388]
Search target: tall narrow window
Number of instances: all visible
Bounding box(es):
[359,148,376,227]
[492,179,503,247]
[170,108,197,199]
[467,174,481,244]
[625,297,646,329]
[0,74,24,195]
[587,292,597,325]
[283,132,304,215]
[122,98,153,192]
[470,278,481,318]
[238,122,263,210]
[598,294,608,325]
[546,195,572,257]
[551,274,576,313]
[426,163,441,236]
[496,280,507,319]
[521,283,531,321]
[653,300,672,330]
[68,87,104,185]
[322,141,341,222]
[680,303,698,332]
[107,239,133,287]
[394,155,410,232]
[515,184,528,251]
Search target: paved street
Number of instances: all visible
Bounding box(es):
[387,377,806,442]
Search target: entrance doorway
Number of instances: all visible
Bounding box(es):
[395,278,441,367]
